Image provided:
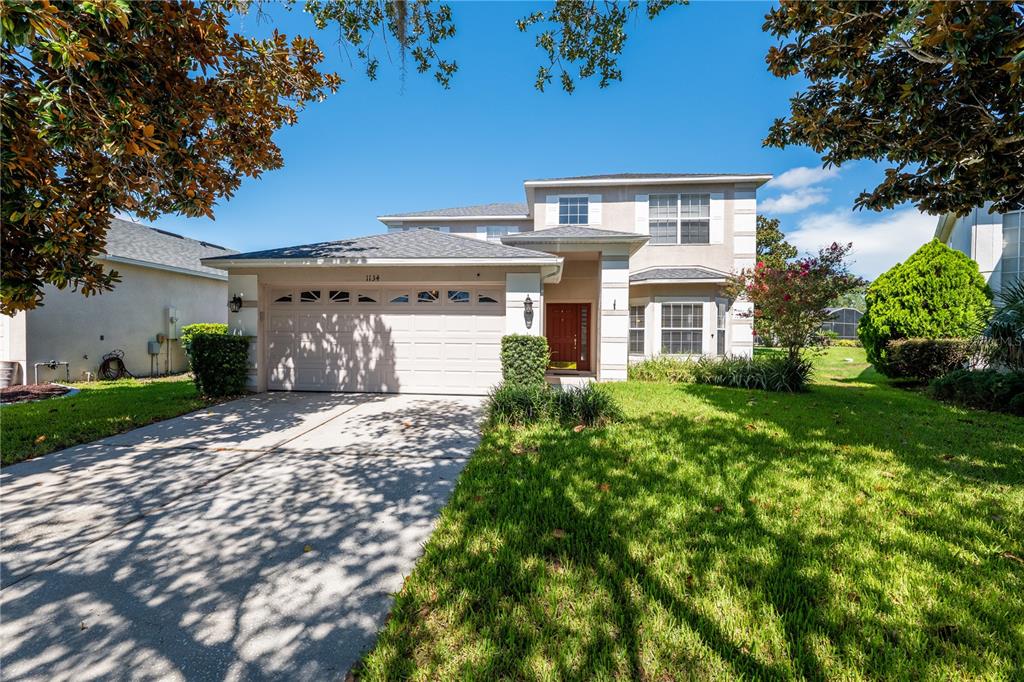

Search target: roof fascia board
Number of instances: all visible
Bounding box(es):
[523,175,773,188]
[378,214,530,222]
[98,254,228,281]
[201,256,563,270]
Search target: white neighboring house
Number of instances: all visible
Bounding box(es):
[203,172,770,396]
[0,219,235,385]
[935,203,1023,302]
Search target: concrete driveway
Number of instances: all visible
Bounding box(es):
[0,392,484,681]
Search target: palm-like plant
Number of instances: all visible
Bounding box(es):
[982,277,1024,372]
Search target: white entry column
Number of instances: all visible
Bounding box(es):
[599,253,629,380]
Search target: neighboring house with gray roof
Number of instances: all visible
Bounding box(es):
[204,172,770,395]
[1,218,236,385]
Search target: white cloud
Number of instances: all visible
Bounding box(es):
[786,207,938,279]
[760,188,830,214]
[766,165,841,191]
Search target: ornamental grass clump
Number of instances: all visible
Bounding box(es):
[690,354,813,392]
[487,382,621,428]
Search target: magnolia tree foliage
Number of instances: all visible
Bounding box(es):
[756,215,797,271]
[764,1,1024,215]
[726,242,866,360]
[1,0,681,315]
[1,0,340,315]
[858,239,994,369]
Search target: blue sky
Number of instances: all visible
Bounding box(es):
[149,1,936,279]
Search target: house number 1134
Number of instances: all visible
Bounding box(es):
[365,274,381,282]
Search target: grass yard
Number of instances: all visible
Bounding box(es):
[1,375,213,465]
[359,348,1024,680]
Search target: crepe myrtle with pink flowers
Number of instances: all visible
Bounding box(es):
[726,243,865,360]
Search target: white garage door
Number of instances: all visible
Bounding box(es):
[266,285,505,394]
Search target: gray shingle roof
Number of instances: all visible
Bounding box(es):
[102,218,236,278]
[379,202,529,218]
[204,229,556,263]
[526,173,770,182]
[630,267,729,283]
[502,226,649,242]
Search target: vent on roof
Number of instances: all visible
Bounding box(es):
[152,228,185,239]
[199,241,227,250]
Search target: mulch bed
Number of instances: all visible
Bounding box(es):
[0,383,71,405]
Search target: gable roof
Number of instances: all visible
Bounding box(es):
[378,202,529,220]
[101,218,236,279]
[202,228,558,266]
[629,266,730,283]
[501,226,649,243]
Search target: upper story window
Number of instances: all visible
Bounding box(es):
[649,193,710,245]
[1003,210,1022,292]
[485,225,518,241]
[559,196,588,225]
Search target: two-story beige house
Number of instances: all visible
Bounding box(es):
[203,173,770,394]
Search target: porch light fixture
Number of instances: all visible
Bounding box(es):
[524,295,534,329]
[228,293,243,313]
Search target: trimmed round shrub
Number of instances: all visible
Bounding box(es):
[500,335,549,387]
[928,369,1024,416]
[188,333,250,397]
[179,323,228,358]
[883,338,974,381]
[859,239,993,374]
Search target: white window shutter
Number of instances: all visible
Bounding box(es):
[709,192,725,244]
[635,194,649,234]
[546,195,559,226]
[702,301,717,355]
[588,194,602,225]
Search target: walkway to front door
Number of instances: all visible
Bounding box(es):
[546,302,591,372]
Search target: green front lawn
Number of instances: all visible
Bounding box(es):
[1,376,214,465]
[359,348,1024,680]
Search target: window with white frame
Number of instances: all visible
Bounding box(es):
[485,225,518,241]
[1003,210,1022,292]
[629,305,645,354]
[716,300,728,356]
[559,196,588,225]
[661,303,703,354]
[649,193,710,244]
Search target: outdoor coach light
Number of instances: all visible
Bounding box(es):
[524,294,534,329]
[228,293,243,313]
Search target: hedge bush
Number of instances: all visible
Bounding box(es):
[690,354,813,392]
[486,382,621,428]
[500,335,549,387]
[928,369,1024,416]
[859,239,993,373]
[187,333,249,397]
[881,338,974,381]
[179,323,228,357]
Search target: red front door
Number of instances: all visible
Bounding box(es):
[546,303,591,371]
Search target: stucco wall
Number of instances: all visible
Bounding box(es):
[0,311,28,384]
[530,182,756,274]
[24,263,227,382]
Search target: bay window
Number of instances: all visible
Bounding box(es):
[629,305,646,354]
[661,303,703,354]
